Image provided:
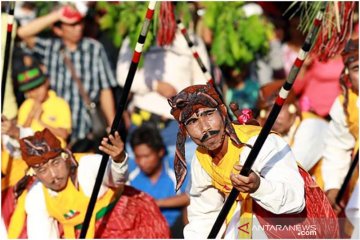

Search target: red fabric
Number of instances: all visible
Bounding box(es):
[62,6,83,22]
[76,186,170,238]
[2,188,15,229]
[1,188,28,238]
[253,166,339,239]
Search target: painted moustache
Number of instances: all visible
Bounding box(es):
[200,130,220,143]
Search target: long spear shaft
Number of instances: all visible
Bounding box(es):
[79,1,157,238]
[208,3,327,238]
[336,150,359,205]
[1,2,15,113]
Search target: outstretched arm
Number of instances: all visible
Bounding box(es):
[78,132,128,197]
[17,6,79,48]
[156,193,190,208]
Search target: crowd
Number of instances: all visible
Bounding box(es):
[1,1,358,239]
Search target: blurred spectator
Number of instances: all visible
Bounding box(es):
[117,28,210,162]
[244,3,286,86]
[17,4,118,150]
[281,16,306,76]
[14,2,36,27]
[3,54,71,147]
[256,80,328,188]
[128,125,190,238]
[221,64,259,118]
[293,56,344,119]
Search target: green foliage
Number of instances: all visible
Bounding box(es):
[96,2,191,51]
[32,2,59,17]
[202,2,272,72]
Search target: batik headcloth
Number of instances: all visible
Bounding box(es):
[168,83,242,191]
[342,38,359,66]
[19,128,63,167]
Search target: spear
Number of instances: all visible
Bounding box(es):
[207,2,327,238]
[79,1,157,238]
[336,150,359,205]
[1,2,15,113]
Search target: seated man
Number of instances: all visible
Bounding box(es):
[128,125,190,238]
[7,129,170,239]
[168,83,338,239]
[255,80,329,188]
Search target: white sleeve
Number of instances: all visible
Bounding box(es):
[248,134,305,214]
[25,181,59,239]
[116,37,150,95]
[78,153,129,197]
[184,155,226,239]
[322,99,355,191]
[291,119,329,170]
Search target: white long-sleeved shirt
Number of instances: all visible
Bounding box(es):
[282,116,329,170]
[25,154,129,239]
[184,134,305,239]
[322,98,357,191]
[116,30,210,119]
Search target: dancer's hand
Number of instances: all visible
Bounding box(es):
[99,131,126,163]
[230,164,260,193]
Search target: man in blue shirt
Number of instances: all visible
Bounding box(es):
[128,125,190,238]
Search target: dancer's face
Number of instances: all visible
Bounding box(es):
[184,107,226,151]
[33,156,70,191]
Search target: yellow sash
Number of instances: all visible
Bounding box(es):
[339,90,359,143]
[43,176,119,239]
[196,124,262,239]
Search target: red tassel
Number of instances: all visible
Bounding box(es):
[157,2,176,46]
[311,2,356,61]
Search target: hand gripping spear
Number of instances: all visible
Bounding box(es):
[1,2,15,113]
[206,2,327,238]
[79,1,157,238]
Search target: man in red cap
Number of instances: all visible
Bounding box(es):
[322,38,358,238]
[17,4,118,150]
[6,128,170,238]
[168,82,338,238]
